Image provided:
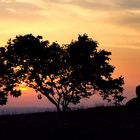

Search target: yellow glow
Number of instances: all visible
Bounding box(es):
[16,81,28,91]
[18,86,28,91]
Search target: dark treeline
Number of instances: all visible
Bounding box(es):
[0,34,124,111]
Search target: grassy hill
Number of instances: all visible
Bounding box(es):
[0,106,140,140]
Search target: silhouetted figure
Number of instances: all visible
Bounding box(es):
[126,85,140,107]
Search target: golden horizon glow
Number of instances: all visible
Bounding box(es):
[16,82,28,91]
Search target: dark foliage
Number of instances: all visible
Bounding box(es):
[0,34,124,111]
[0,47,21,105]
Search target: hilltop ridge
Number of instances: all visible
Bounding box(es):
[0,106,140,140]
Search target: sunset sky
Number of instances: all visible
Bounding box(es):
[0,0,140,108]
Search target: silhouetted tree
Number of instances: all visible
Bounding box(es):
[56,34,124,109]
[2,34,124,111]
[6,34,68,111]
[0,47,21,105]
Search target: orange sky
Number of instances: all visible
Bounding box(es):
[0,0,140,108]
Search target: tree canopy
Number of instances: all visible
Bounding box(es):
[0,47,21,105]
[0,34,124,111]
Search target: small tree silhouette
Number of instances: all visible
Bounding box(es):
[1,34,124,111]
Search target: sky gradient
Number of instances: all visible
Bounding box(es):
[0,0,140,108]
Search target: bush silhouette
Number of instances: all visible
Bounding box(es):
[126,85,140,107]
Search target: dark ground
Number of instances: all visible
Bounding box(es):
[0,106,140,140]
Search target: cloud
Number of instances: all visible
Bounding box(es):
[115,0,140,10]
[64,0,140,11]
[0,0,139,37]
[0,0,44,20]
[62,0,140,32]
[42,0,139,11]
[118,12,140,26]
[101,9,140,32]
[15,0,45,8]
[45,0,117,11]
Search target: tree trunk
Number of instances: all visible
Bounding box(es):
[42,92,61,112]
[56,104,61,112]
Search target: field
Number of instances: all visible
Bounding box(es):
[0,106,140,140]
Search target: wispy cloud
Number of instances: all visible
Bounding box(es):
[115,0,140,10]
[0,0,44,20]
